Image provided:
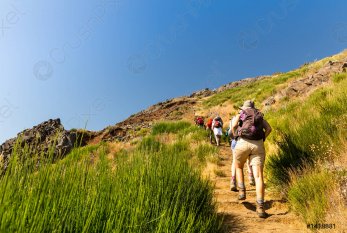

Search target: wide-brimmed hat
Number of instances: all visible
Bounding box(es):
[240,100,254,110]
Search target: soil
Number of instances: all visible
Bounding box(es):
[211,146,307,233]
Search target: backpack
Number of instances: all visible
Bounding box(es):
[207,118,213,128]
[237,108,265,140]
[196,117,204,125]
[214,116,223,124]
[214,120,221,128]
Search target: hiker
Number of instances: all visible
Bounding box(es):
[212,115,223,146]
[228,115,255,192]
[195,116,205,129]
[231,100,272,218]
[206,117,214,144]
[225,127,231,146]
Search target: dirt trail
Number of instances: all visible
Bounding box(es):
[211,146,306,233]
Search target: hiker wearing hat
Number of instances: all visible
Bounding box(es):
[228,113,255,192]
[231,100,272,218]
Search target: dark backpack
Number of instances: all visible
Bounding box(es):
[237,108,265,140]
[214,116,223,124]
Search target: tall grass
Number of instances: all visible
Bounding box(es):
[152,121,191,135]
[287,170,334,224]
[0,135,222,232]
[266,77,347,189]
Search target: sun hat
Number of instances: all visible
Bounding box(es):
[240,100,255,110]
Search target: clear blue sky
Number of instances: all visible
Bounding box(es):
[1,0,347,143]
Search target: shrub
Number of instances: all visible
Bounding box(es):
[332,72,347,83]
[138,136,164,153]
[287,170,334,224]
[266,78,347,189]
[0,137,222,232]
[194,144,218,162]
[152,121,192,135]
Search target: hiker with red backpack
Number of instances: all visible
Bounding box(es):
[228,115,255,192]
[231,100,272,218]
[195,116,205,129]
[212,115,223,146]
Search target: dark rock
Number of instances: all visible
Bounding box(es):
[264,96,276,106]
[280,60,347,99]
[0,118,85,170]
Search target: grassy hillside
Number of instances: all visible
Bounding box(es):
[1,50,347,232]
[264,73,347,224]
[200,50,347,226]
[203,67,308,108]
[0,123,223,232]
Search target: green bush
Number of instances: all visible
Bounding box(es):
[266,78,347,189]
[194,144,218,162]
[0,137,222,232]
[138,136,164,153]
[287,170,334,223]
[151,121,192,135]
[332,72,347,83]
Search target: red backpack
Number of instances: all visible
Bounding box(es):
[196,117,204,125]
[237,108,264,140]
[214,120,221,128]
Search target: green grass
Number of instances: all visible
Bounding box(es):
[332,72,347,83]
[265,77,347,189]
[0,136,222,232]
[151,121,191,135]
[194,144,218,162]
[287,170,334,224]
[203,68,307,108]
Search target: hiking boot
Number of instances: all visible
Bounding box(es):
[230,179,237,192]
[256,201,267,218]
[248,173,255,186]
[238,188,246,200]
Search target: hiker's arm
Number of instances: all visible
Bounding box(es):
[231,115,240,137]
[263,119,272,139]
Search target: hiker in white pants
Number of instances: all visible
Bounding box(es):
[212,116,223,146]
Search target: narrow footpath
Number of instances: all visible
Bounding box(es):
[212,146,306,233]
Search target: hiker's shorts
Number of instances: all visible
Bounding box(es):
[234,138,265,167]
[213,127,222,136]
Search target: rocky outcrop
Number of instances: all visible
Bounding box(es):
[216,76,269,93]
[0,119,94,170]
[285,60,346,97]
[263,60,347,106]
[190,88,215,98]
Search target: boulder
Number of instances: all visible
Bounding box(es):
[0,118,82,170]
[264,96,276,106]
